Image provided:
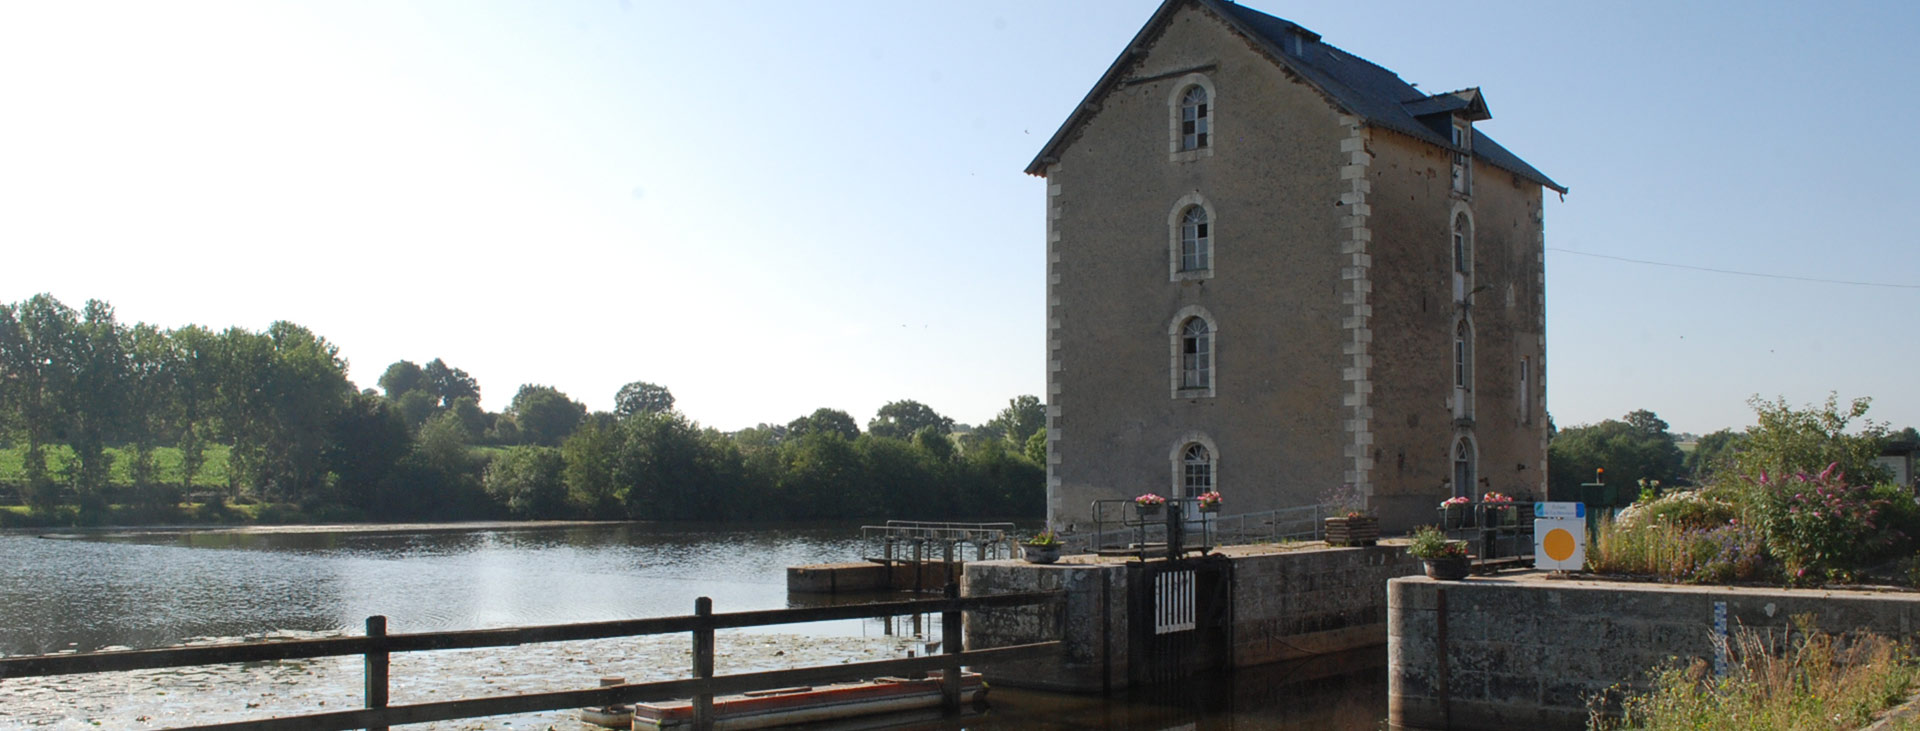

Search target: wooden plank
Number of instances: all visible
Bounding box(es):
[0,637,374,678]
[0,591,1064,680]
[167,642,1062,731]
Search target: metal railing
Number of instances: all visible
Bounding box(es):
[0,588,1064,731]
[1068,502,1332,554]
[861,520,1016,564]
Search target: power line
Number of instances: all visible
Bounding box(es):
[1546,247,1920,290]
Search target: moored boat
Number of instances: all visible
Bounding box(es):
[632,671,987,729]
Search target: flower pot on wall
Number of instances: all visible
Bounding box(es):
[1022,544,1061,564]
[1137,503,1163,518]
[1424,555,1470,580]
[1324,515,1379,547]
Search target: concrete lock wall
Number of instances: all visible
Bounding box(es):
[1234,545,1422,667]
[964,560,1131,693]
[1387,575,1920,731]
[964,544,1422,691]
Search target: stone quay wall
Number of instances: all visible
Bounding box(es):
[1388,574,1920,731]
[963,544,1423,692]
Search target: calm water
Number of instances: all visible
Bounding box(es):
[0,522,1386,728]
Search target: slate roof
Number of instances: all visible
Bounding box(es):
[1026,0,1566,193]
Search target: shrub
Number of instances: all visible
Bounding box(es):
[1752,464,1909,582]
[1624,490,1739,532]
[1407,525,1466,560]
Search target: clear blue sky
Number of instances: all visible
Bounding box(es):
[4,0,1918,436]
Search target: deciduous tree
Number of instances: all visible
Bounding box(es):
[510,385,586,447]
[614,381,675,418]
[983,395,1045,446]
[868,400,953,440]
[788,408,859,441]
[422,358,480,409]
[378,360,426,400]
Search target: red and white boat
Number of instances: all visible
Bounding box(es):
[630,671,987,729]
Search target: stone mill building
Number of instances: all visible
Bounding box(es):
[1030,0,1566,532]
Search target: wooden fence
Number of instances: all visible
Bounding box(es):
[0,585,1064,731]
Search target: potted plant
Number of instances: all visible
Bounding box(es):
[1022,530,1063,564]
[1408,525,1470,580]
[1134,493,1166,517]
[1481,491,1516,526]
[1439,496,1470,528]
[1197,491,1223,513]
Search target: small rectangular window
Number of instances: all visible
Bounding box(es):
[1520,356,1532,424]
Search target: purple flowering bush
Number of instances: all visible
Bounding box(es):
[1754,464,1913,583]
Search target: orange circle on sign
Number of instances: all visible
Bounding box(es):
[1543,528,1577,561]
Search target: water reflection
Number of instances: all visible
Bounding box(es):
[0,522,873,656]
[0,522,1389,729]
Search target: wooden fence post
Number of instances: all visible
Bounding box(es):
[693,597,714,731]
[941,582,961,715]
[365,615,389,731]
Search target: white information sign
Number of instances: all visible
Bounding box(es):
[1534,501,1585,519]
[1534,516,1586,571]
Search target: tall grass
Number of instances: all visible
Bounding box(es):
[1599,621,1917,730]
[1589,514,1770,584]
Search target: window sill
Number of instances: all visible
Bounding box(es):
[1171,270,1213,282]
[1168,147,1214,164]
[1174,388,1216,400]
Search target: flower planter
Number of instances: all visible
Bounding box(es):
[1136,503,1163,518]
[1199,502,1220,514]
[1022,544,1061,564]
[1441,505,1468,529]
[1423,555,1470,580]
[1324,515,1379,547]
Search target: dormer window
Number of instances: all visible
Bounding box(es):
[1180,86,1210,151]
[1451,121,1472,195]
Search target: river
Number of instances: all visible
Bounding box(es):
[0,522,1385,729]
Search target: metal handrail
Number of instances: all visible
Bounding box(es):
[1068,502,1332,553]
[860,520,1016,563]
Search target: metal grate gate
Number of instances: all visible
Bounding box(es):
[1129,555,1232,685]
[1154,569,1196,634]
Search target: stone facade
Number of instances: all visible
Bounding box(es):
[1029,0,1562,532]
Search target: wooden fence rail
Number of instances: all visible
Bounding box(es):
[0,586,1064,731]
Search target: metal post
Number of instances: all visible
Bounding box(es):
[364,615,388,731]
[693,597,714,731]
[1166,502,1184,558]
[941,582,962,715]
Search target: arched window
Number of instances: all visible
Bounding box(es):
[1452,212,1472,276]
[1179,86,1210,151]
[1181,318,1211,389]
[1179,206,1210,272]
[1452,436,1476,499]
[1453,318,1470,389]
[1182,444,1213,498]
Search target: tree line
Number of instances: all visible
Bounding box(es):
[1547,395,1908,497]
[0,294,1046,523]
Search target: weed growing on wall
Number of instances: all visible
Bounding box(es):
[1595,620,1918,731]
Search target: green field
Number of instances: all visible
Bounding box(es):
[0,444,231,489]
